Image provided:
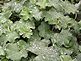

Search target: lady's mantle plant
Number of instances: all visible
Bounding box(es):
[0,0,81,61]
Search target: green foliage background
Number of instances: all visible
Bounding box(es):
[0,0,81,61]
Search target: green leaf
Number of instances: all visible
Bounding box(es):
[27,40,60,61]
[38,22,53,39]
[0,11,13,35]
[47,0,78,14]
[76,54,81,61]
[28,30,41,42]
[51,30,76,47]
[0,46,5,55]
[20,5,42,21]
[36,0,48,9]
[11,20,35,38]
[0,31,19,46]
[30,6,42,20]
[5,31,19,42]
[20,6,30,20]
[0,20,12,36]
[2,0,26,12]
[0,0,80,61]
[30,0,36,4]
[6,40,28,61]
[79,45,81,52]
[43,8,78,30]
[60,1,78,14]
[60,55,73,61]
[17,40,28,50]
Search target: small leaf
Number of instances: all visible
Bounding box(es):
[20,6,30,20]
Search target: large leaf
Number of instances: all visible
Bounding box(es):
[5,40,28,61]
[43,8,78,30]
[0,11,12,35]
[27,40,60,61]
[51,30,77,47]
[38,22,53,39]
[11,20,35,38]
[2,0,26,12]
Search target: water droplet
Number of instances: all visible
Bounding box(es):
[14,2,17,6]
[0,28,1,30]
[49,48,52,50]
[51,55,54,57]
[43,56,45,59]
[0,46,2,49]
[39,47,41,49]
[19,21,22,23]
[6,35,8,36]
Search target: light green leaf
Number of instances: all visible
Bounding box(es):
[0,11,13,35]
[5,31,19,42]
[0,31,19,46]
[60,55,73,61]
[30,0,36,4]
[0,20,12,35]
[11,20,35,38]
[30,6,42,20]
[0,46,5,55]
[2,0,26,12]
[6,40,28,61]
[20,6,30,20]
[36,0,48,9]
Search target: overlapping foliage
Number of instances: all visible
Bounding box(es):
[0,0,81,61]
